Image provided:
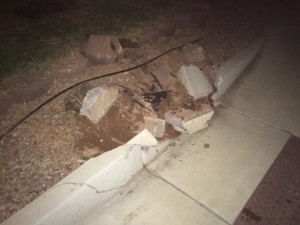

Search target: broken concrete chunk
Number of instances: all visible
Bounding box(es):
[150,65,174,90]
[127,129,158,146]
[177,65,213,100]
[85,35,124,64]
[165,108,214,134]
[80,86,119,124]
[183,43,205,62]
[144,117,166,138]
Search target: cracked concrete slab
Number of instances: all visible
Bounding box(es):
[2,145,143,225]
[74,170,228,225]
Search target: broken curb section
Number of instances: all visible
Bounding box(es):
[1,36,264,225]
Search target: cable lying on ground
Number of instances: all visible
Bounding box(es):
[0,37,206,141]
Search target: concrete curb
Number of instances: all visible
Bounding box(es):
[1,37,264,225]
[212,37,265,103]
[2,130,170,225]
[2,144,143,225]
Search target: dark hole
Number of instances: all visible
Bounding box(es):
[110,41,116,52]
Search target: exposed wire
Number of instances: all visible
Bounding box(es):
[0,37,206,140]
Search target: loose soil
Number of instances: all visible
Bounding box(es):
[0,0,263,222]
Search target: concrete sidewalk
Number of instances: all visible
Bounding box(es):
[72,23,300,225]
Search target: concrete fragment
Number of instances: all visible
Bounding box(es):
[177,65,213,100]
[165,107,214,134]
[127,129,158,146]
[85,35,124,64]
[144,117,166,138]
[142,140,170,165]
[80,86,118,124]
[2,144,143,225]
[183,43,205,62]
[212,37,264,102]
[150,65,174,90]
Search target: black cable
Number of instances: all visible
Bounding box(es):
[0,37,206,140]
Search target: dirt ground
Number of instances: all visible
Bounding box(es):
[0,0,262,222]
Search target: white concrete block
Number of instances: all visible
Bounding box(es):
[80,86,118,124]
[177,65,213,100]
[2,145,143,225]
[165,108,214,134]
[142,140,170,165]
[144,117,166,138]
[212,37,264,102]
[127,129,158,146]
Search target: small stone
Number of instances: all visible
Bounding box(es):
[85,35,124,64]
[144,117,166,138]
[81,147,100,159]
[177,65,213,100]
[80,86,119,124]
[183,44,205,62]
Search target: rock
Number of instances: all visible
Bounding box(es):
[80,86,119,124]
[144,117,166,138]
[150,65,174,90]
[9,78,52,103]
[183,43,205,62]
[165,107,214,134]
[85,35,124,64]
[54,55,90,80]
[81,146,100,159]
[177,65,213,100]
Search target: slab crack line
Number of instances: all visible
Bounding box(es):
[219,105,294,136]
[50,182,125,194]
[144,167,231,225]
